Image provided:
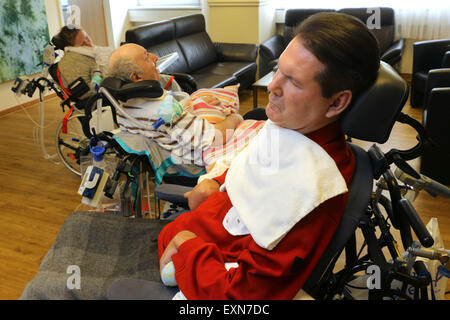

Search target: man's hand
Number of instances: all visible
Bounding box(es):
[184,178,221,210]
[212,113,244,146]
[159,230,197,274]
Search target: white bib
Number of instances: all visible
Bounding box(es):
[223,120,348,250]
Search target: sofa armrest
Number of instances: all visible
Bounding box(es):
[214,42,258,62]
[381,38,404,64]
[423,68,450,107]
[413,39,450,74]
[162,72,197,94]
[260,34,285,60]
[441,51,450,68]
[259,34,285,77]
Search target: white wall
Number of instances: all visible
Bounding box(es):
[0,0,63,112]
[103,0,136,49]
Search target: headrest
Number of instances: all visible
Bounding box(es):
[341,61,409,144]
[101,77,163,102]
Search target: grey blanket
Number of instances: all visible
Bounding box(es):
[20,211,171,300]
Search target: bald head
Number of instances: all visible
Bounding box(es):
[108,43,160,82]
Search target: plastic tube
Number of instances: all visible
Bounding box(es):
[99,87,189,131]
[38,89,59,164]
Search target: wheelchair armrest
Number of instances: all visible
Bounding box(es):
[214,42,258,62]
[162,72,198,94]
[155,183,192,207]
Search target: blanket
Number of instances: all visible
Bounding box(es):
[20,211,169,300]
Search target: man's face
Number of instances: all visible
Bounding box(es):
[133,45,160,81]
[266,36,337,134]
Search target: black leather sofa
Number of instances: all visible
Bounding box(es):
[259,7,405,77]
[125,14,258,94]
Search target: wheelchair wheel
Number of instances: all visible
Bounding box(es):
[55,113,90,176]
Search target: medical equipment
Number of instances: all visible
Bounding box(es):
[156,52,179,73]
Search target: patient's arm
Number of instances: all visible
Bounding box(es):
[212,113,243,146]
[184,178,221,210]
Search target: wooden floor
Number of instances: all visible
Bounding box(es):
[0,88,448,300]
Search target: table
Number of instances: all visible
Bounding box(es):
[251,71,275,109]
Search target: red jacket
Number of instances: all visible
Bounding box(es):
[158,121,355,299]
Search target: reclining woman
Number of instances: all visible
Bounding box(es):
[51,26,180,101]
[108,43,265,178]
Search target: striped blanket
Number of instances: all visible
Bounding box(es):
[184,86,240,124]
[201,119,266,181]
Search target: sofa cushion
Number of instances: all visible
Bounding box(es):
[126,20,175,49]
[191,61,256,89]
[190,72,237,89]
[173,14,206,38]
[177,32,218,71]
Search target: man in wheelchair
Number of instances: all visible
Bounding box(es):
[113,12,380,299]
[107,43,245,167]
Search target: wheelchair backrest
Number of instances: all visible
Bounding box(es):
[48,62,91,108]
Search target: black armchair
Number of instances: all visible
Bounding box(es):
[259,7,404,77]
[125,14,258,94]
[420,85,450,185]
[259,9,335,77]
[410,39,450,108]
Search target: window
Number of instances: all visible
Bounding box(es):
[137,0,201,7]
[277,1,450,40]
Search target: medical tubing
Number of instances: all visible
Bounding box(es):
[97,95,102,133]
[99,87,165,131]
[38,88,59,163]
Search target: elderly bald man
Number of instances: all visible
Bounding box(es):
[107,43,243,165]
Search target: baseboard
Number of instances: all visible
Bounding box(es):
[0,93,57,117]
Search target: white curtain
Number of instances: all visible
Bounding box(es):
[279,1,450,40]
[394,6,450,40]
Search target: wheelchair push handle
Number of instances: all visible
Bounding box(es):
[398,198,434,248]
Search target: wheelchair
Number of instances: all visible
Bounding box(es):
[153,61,450,300]
[301,62,450,300]
[12,51,205,218]
[18,60,449,300]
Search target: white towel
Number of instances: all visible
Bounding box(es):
[223,120,348,250]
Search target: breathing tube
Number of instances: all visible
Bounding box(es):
[98,87,190,131]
